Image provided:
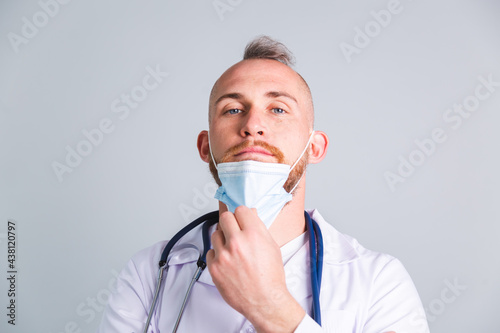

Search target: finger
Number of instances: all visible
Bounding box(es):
[218,210,242,236]
[211,229,225,250]
[206,248,215,265]
[234,206,265,231]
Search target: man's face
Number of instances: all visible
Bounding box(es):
[206,59,314,191]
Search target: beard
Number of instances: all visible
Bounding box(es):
[208,140,308,194]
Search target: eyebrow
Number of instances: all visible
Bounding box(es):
[265,91,298,104]
[214,91,298,106]
[214,93,243,106]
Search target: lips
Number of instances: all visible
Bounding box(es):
[235,146,273,157]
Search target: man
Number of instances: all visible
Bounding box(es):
[98,36,429,332]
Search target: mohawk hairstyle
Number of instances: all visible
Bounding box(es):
[243,35,296,67]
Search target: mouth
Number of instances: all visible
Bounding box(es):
[234,146,274,157]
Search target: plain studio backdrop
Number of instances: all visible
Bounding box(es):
[1,0,499,332]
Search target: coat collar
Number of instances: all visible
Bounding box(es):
[167,209,361,286]
[307,209,361,265]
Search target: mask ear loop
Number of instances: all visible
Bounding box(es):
[289,131,315,194]
[208,132,218,171]
[290,131,315,171]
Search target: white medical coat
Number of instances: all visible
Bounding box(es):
[98,209,430,332]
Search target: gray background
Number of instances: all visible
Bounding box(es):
[1,0,499,332]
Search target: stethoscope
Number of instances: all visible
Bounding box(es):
[143,210,324,333]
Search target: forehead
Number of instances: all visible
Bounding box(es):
[210,59,307,106]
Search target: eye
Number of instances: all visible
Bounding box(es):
[272,108,286,114]
[226,108,243,115]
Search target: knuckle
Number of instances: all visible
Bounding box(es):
[206,249,215,262]
[226,239,241,254]
[217,249,232,265]
[207,259,219,275]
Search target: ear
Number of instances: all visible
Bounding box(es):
[197,130,210,163]
[308,131,329,164]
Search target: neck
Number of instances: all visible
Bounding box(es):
[217,177,307,247]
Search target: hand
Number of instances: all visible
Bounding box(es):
[206,206,305,333]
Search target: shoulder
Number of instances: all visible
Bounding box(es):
[113,240,170,295]
[128,240,170,273]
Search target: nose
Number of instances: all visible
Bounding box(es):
[240,109,266,137]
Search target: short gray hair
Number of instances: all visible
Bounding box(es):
[243,35,296,67]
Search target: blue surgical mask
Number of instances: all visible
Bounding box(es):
[210,132,314,228]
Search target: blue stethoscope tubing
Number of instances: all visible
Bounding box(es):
[143,210,323,333]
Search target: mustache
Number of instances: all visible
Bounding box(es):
[220,140,285,163]
[208,139,308,192]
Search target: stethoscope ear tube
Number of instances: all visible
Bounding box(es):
[171,257,206,333]
[143,262,167,333]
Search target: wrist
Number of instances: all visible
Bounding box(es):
[251,293,306,333]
